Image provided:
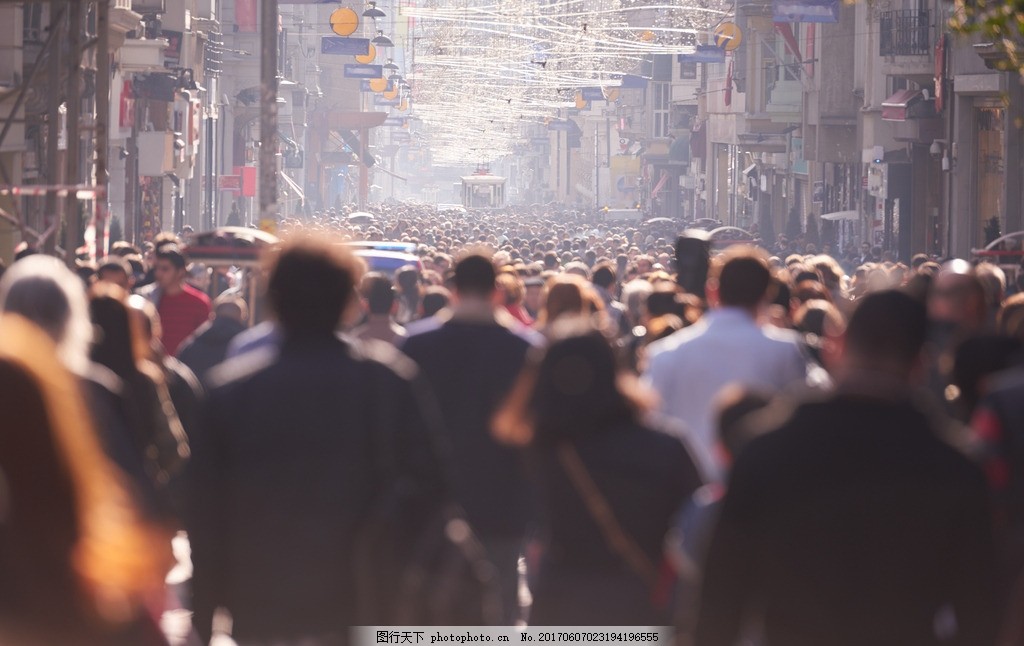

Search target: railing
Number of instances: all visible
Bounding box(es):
[879,10,931,56]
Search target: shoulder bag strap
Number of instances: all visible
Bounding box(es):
[557,442,656,585]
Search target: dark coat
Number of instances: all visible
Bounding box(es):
[401,313,536,539]
[185,335,447,644]
[529,422,704,626]
[177,317,247,388]
[695,392,999,646]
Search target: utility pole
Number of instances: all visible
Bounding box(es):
[95,0,110,259]
[43,0,63,254]
[259,0,279,231]
[64,0,82,268]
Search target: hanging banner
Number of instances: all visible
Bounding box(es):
[772,0,840,22]
[580,87,605,101]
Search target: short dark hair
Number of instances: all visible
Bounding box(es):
[268,239,363,337]
[845,290,927,368]
[360,272,396,315]
[714,246,773,308]
[592,262,617,289]
[155,245,187,270]
[453,254,496,297]
[422,286,451,317]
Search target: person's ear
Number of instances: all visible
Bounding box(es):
[705,277,720,307]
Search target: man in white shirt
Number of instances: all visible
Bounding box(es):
[644,246,812,472]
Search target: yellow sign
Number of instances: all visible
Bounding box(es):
[398,99,409,112]
[369,77,388,92]
[602,87,620,102]
[329,7,359,37]
[383,86,400,100]
[713,22,742,51]
[355,43,377,64]
[575,92,588,110]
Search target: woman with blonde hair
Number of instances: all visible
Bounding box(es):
[0,314,171,644]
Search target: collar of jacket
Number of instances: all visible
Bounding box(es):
[436,300,520,329]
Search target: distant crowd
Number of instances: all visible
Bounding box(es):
[0,202,1023,645]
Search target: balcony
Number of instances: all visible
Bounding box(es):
[879,10,931,57]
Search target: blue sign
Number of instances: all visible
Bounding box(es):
[581,87,605,101]
[772,0,839,22]
[344,64,384,79]
[321,37,371,56]
[374,95,400,106]
[383,117,405,127]
[677,45,727,64]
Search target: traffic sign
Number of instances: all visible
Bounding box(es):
[714,22,742,50]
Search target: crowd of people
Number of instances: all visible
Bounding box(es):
[1,201,1024,646]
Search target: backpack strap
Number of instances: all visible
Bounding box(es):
[557,442,656,585]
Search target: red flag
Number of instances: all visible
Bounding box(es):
[724,60,733,107]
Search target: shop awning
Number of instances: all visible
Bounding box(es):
[820,210,859,221]
[881,89,937,122]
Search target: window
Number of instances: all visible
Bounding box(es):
[680,62,698,80]
[652,82,670,138]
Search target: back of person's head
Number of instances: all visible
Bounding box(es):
[395,265,420,293]
[0,255,91,374]
[268,238,364,337]
[88,284,139,379]
[975,262,1007,310]
[712,246,774,309]
[910,253,929,270]
[493,317,640,447]
[152,232,181,252]
[496,272,525,307]
[998,292,1024,341]
[212,294,248,323]
[453,253,497,298]
[592,262,617,290]
[421,286,452,318]
[844,290,927,373]
[360,272,396,316]
[541,275,589,326]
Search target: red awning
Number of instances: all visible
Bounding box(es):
[881,89,921,122]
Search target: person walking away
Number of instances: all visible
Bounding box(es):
[176,295,250,388]
[694,290,999,646]
[644,246,812,475]
[493,318,705,625]
[187,238,447,645]
[352,272,407,345]
[401,252,539,624]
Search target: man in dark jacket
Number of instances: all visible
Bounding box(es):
[695,290,999,646]
[187,240,447,645]
[177,295,249,387]
[401,252,539,624]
